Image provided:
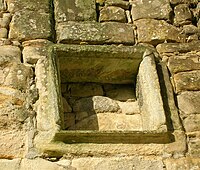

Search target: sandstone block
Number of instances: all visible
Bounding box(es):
[99,6,127,22]
[183,114,200,132]
[136,54,166,131]
[117,101,140,115]
[135,19,186,45]
[67,83,104,97]
[0,45,21,64]
[164,157,200,170]
[187,132,200,156]
[174,4,192,26]
[73,96,121,115]
[174,70,200,93]
[0,13,11,28]
[105,0,130,10]
[56,22,135,45]
[54,0,96,23]
[0,28,8,38]
[20,158,67,170]
[130,0,172,21]
[177,91,200,115]
[168,53,200,74]
[156,41,200,53]
[72,157,164,170]
[9,10,52,41]
[6,0,51,13]
[0,159,21,170]
[69,113,142,131]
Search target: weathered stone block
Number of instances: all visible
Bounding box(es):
[62,97,72,113]
[135,19,186,45]
[174,70,200,93]
[6,0,51,13]
[164,157,200,170]
[170,0,198,5]
[0,28,8,38]
[156,41,200,53]
[0,159,21,170]
[187,132,200,156]
[99,6,127,22]
[174,4,192,26]
[9,10,52,41]
[183,114,200,132]
[177,91,200,115]
[183,24,200,35]
[56,44,144,84]
[105,0,130,10]
[136,54,166,131]
[130,0,172,21]
[72,157,164,170]
[168,53,200,74]
[69,113,142,131]
[117,101,140,115]
[56,22,135,45]
[64,113,75,129]
[54,0,96,23]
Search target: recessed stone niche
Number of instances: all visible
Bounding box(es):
[42,44,169,144]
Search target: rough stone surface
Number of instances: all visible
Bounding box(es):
[174,4,193,26]
[173,70,200,93]
[130,0,172,21]
[9,10,52,41]
[136,54,166,131]
[168,53,200,74]
[0,28,8,38]
[170,0,199,5]
[177,91,200,116]
[156,41,200,53]
[183,114,200,132]
[117,101,140,115]
[99,6,127,22]
[187,132,200,157]
[135,19,186,45]
[71,157,164,170]
[105,0,130,10]
[164,157,200,170]
[69,113,142,131]
[6,0,51,13]
[62,97,72,113]
[73,96,121,115]
[64,113,75,129]
[0,159,21,170]
[57,22,135,44]
[54,0,97,23]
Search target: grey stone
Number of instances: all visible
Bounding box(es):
[156,41,200,53]
[9,10,52,41]
[177,91,200,115]
[174,4,192,26]
[72,157,165,170]
[54,0,97,23]
[56,21,135,45]
[6,0,51,13]
[130,0,172,21]
[56,44,144,84]
[173,70,200,93]
[136,54,167,131]
[73,96,121,115]
[67,83,104,97]
[167,53,200,74]
[69,113,142,131]
[0,159,21,170]
[99,6,127,22]
[135,19,186,45]
[105,0,130,10]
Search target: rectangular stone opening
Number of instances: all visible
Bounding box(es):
[49,44,169,143]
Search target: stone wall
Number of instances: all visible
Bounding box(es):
[0,0,200,169]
